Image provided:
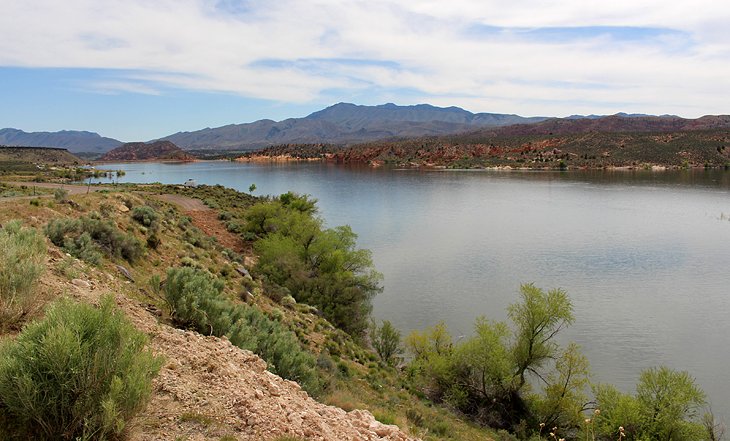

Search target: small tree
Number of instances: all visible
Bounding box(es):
[249,183,257,194]
[370,320,402,366]
[508,283,574,389]
[593,366,708,441]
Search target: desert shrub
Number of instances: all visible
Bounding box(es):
[0,295,163,441]
[146,233,161,249]
[164,267,319,394]
[0,221,46,328]
[182,227,215,249]
[53,187,68,202]
[99,201,116,217]
[131,205,160,227]
[45,216,144,264]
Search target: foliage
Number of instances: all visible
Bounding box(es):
[163,267,319,394]
[0,221,46,328]
[131,205,160,227]
[508,284,574,390]
[0,295,162,441]
[53,187,69,202]
[45,216,144,264]
[406,284,587,434]
[245,193,382,337]
[369,320,403,366]
[593,366,708,441]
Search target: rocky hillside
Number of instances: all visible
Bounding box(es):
[159,103,547,150]
[0,186,422,441]
[0,146,82,164]
[242,115,730,169]
[0,128,122,154]
[99,140,195,161]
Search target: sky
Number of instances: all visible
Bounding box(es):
[1,0,729,141]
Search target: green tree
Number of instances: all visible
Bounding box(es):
[370,320,403,366]
[247,194,382,336]
[593,366,708,441]
[637,366,706,440]
[248,183,256,194]
[534,343,590,430]
[406,284,586,433]
[508,283,574,390]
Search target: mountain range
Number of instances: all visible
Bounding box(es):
[2,103,728,153]
[0,128,122,153]
[158,103,547,150]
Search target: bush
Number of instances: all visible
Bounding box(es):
[164,267,320,394]
[53,187,68,202]
[0,221,46,328]
[131,205,159,227]
[0,296,163,440]
[45,216,144,264]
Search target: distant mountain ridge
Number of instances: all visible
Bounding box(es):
[479,114,730,137]
[5,104,729,154]
[99,141,194,161]
[0,128,122,153]
[159,103,548,150]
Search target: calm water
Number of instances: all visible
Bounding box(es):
[98,162,730,417]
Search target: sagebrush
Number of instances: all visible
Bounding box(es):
[0,295,163,440]
[45,216,143,264]
[164,266,320,394]
[0,220,46,328]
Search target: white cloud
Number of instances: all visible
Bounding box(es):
[1,0,729,116]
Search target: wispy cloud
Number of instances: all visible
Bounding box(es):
[1,0,728,116]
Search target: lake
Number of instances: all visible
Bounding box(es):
[96,161,730,418]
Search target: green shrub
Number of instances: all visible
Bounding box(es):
[45,216,144,264]
[53,187,68,202]
[0,296,163,440]
[0,221,46,328]
[164,267,320,394]
[131,205,159,227]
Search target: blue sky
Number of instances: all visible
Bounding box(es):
[1,0,729,141]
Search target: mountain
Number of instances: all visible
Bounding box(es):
[159,103,548,150]
[99,141,195,161]
[478,114,730,138]
[0,128,122,154]
[245,114,730,169]
[0,146,82,164]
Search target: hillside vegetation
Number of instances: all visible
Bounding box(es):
[0,179,723,441]
[242,116,730,169]
[99,140,195,161]
[0,146,82,173]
